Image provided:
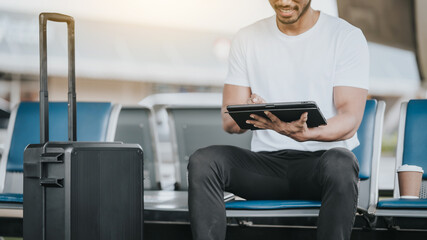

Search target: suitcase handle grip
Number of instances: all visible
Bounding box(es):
[39,13,77,144]
[39,13,74,24]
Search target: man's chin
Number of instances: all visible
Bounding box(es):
[277,16,299,25]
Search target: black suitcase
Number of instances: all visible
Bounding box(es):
[23,13,143,240]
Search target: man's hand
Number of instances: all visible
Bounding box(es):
[246,111,313,142]
[247,94,266,104]
[246,86,368,142]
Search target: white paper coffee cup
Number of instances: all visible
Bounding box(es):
[397,165,424,199]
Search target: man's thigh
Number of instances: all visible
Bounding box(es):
[190,145,292,200]
[286,148,357,200]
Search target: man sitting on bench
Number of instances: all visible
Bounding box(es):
[188,0,369,240]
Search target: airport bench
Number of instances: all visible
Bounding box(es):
[115,106,162,190]
[376,100,427,218]
[145,100,386,229]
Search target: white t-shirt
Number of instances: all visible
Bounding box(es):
[225,12,370,152]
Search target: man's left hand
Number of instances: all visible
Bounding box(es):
[246,111,313,142]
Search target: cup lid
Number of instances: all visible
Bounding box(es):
[397,164,424,173]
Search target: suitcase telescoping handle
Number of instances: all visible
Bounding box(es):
[39,13,77,143]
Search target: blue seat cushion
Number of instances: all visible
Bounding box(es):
[0,193,23,203]
[225,200,321,210]
[377,198,427,209]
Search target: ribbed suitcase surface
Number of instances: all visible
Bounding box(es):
[24,143,143,240]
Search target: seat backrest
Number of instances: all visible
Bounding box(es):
[114,106,161,190]
[167,106,252,190]
[394,100,427,198]
[351,99,385,211]
[0,102,118,193]
[353,100,378,180]
[402,100,427,178]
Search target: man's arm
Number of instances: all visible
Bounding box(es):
[307,86,368,141]
[247,86,368,141]
[222,84,252,134]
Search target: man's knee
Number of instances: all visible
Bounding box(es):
[188,146,214,173]
[188,145,232,182]
[320,148,359,187]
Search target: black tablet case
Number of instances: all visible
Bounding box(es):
[227,101,327,130]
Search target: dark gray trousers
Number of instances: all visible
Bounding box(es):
[188,146,359,240]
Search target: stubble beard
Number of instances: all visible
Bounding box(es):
[276,0,312,25]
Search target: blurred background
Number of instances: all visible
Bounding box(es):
[0,0,426,193]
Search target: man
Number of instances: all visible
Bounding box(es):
[188,0,369,239]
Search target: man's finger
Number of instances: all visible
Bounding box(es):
[250,114,269,124]
[250,93,266,104]
[299,112,308,123]
[251,94,259,103]
[265,111,280,123]
[246,120,266,129]
[246,119,264,126]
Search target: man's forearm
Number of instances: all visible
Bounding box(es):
[222,107,247,134]
[301,87,367,142]
[223,120,246,134]
[305,113,360,142]
[221,84,252,134]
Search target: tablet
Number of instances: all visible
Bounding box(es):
[226,101,327,130]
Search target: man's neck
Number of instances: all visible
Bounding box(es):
[276,8,320,36]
